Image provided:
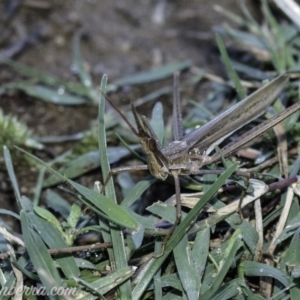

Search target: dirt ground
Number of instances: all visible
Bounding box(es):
[0,0,260,228]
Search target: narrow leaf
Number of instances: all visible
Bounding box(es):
[113,61,191,86]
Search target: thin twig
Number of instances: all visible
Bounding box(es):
[0,242,113,260]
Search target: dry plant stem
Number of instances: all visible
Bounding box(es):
[268,183,298,254]
[0,242,113,260]
[8,241,23,300]
[203,72,259,88]
[254,198,263,262]
[236,148,261,160]
[176,176,299,210]
[260,258,274,298]
[274,0,300,28]
[268,176,299,191]
[0,226,25,247]
[241,145,300,175]
[241,156,279,173]
[273,122,288,178]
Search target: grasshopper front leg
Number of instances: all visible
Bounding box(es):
[100,164,149,194]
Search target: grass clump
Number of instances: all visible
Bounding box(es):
[2,1,300,299]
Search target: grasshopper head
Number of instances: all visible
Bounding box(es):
[139,137,169,180]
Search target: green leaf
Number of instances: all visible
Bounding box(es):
[21,197,80,279]
[69,180,139,230]
[0,208,20,220]
[216,34,245,99]
[191,228,210,283]
[98,75,133,298]
[1,59,93,97]
[160,273,183,291]
[45,189,72,220]
[285,227,300,278]
[275,212,300,244]
[72,33,93,88]
[34,206,64,235]
[6,82,89,105]
[20,210,63,298]
[147,202,183,224]
[209,278,242,300]
[240,261,290,287]
[201,229,244,299]
[77,267,135,299]
[74,258,98,270]
[174,235,200,299]
[67,204,81,229]
[3,146,21,208]
[122,176,156,209]
[224,214,258,254]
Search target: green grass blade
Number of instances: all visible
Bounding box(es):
[174,235,200,299]
[283,227,300,278]
[208,278,243,300]
[21,196,80,279]
[230,60,270,80]
[147,203,186,224]
[98,75,133,298]
[72,33,93,88]
[20,210,62,299]
[3,146,21,208]
[77,267,135,299]
[33,167,46,205]
[1,59,92,97]
[191,227,210,283]
[154,241,163,298]
[113,60,191,86]
[122,176,157,208]
[160,273,183,291]
[216,34,245,99]
[239,261,290,287]
[0,209,20,220]
[261,0,291,71]
[10,83,89,105]
[200,229,244,299]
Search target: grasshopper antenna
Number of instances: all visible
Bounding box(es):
[173,72,183,141]
[99,89,139,137]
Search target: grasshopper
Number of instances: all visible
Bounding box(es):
[103,73,300,248]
